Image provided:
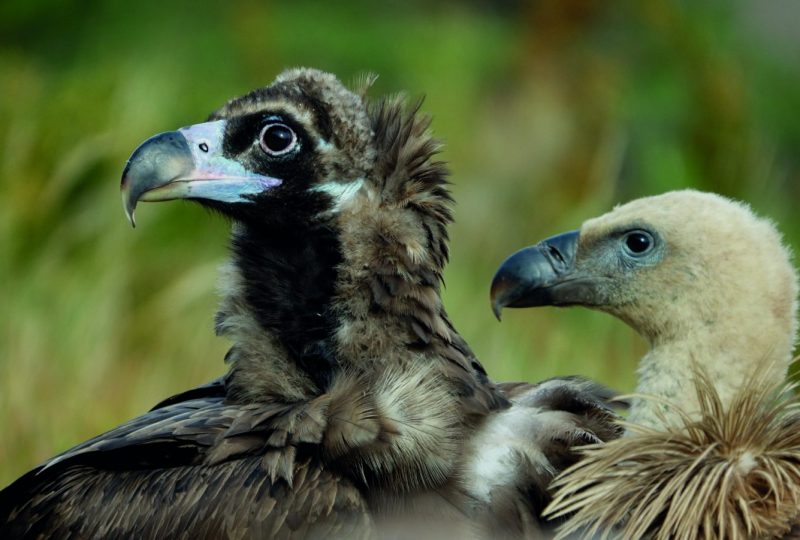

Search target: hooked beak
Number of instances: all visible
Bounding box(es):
[120,120,281,226]
[491,230,599,319]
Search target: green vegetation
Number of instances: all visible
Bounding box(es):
[1,0,799,485]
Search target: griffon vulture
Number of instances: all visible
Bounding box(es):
[491,190,800,539]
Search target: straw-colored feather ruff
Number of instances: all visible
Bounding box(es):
[544,371,800,540]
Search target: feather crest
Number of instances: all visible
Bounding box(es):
[369,96,452,222]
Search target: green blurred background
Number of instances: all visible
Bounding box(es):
[2,0,799,484]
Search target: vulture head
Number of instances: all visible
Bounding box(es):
[492,190,800,539]
[492,189,798,428]
[121,68,472,404]
[122,68,375,227]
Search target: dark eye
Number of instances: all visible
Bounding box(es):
[623,230,654,256]
[259,123,298,156]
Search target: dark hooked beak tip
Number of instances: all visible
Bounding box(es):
[490,230,580,319]
[120,131,194,227]
[491,272,523,321]
[491,296,504,321]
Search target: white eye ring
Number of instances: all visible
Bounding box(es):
[258,123,298,156]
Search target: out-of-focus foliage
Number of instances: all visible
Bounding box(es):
[1,0,798,485]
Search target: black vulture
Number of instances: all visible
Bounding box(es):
[1,68,620,539]
[492,190,800,539]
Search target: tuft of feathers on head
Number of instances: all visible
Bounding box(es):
[351,72,379,99]
[368,96,452,215]
[544,364,800,540]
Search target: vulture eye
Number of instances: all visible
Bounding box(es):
[623,230,654,256]
[259,123,298,156]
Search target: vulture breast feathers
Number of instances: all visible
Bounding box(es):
[493,190,800,539]
[1,69,621,539]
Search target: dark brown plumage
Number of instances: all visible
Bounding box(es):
[1,68,620,539]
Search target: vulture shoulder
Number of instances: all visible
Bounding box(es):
[492,189,800,539]
[463,377,624,538]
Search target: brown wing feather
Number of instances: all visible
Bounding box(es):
[0,396,374,539]
[5,456,371,540]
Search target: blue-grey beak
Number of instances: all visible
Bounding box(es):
[491,230,591,319]
[120,120,281,226]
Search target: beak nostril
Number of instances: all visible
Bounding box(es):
[548,245,566,266]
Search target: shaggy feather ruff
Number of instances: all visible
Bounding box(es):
[544,368,800,540]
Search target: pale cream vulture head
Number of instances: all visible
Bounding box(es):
[493,189,798,426]
[580,190,796,357]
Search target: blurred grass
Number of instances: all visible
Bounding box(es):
[2,0,799,485]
